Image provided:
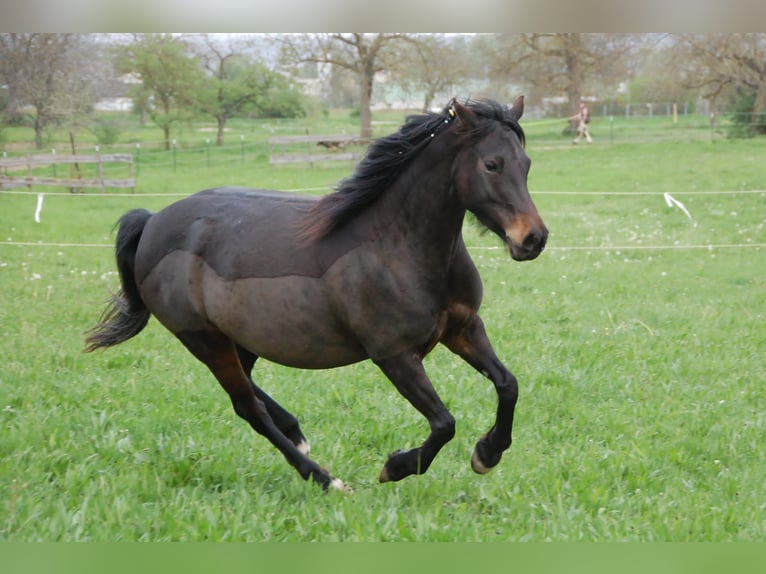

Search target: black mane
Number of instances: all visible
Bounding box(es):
[299,99,524,241]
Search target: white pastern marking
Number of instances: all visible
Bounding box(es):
[330,477,354,494]
[296,439,310,456]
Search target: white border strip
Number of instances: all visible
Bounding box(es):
[1,188,765,198]
[2,241,764,251]
[474,243,766,252]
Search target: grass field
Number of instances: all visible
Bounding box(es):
[1,110,765,541]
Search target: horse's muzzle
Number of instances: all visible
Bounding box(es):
[509,226,548,261]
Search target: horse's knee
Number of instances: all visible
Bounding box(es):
[496,372,518,404]
[434,413,456,444]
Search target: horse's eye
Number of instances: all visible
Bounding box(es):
[484,160,499,173]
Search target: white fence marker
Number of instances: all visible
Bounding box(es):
[664,192,693,220]
[34,193,44,223]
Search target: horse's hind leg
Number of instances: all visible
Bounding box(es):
[441,313,518,474]
[176,330,347,492]
[236,345,310,455]
[373,352,456,482]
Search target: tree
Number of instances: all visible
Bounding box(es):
[625,37,693,106]
[0,33,97,149]
[485,33,642,116]
[391,34,470,112]
[192,35,294,146]
[677,33,766,133]
[116,34,202,150]
[280,33,421,139]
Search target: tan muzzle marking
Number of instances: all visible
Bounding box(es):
[504,215,536,247]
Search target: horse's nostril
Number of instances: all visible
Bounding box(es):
[523,228,547,249]
[522,232,537,247]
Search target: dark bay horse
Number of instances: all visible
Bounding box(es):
[85,97,548,492]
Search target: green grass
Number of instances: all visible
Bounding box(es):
[1,113,765,541]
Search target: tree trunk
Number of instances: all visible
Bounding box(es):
[563,33,585,118]
[423,88,436,113]
[750,84,766,134]
[68,130,82,193]
[34,114,44,150]
[359,66,374,141]
[216,115,226,146]
[565,59,583,116]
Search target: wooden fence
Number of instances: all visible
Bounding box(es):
[268,134,366,166]
[0,153,135,192]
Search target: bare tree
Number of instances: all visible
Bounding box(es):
[0,33,97,149]
[485,33,642,115]
[677,33,766,132]
[280,33,421,139]
[624,35,693,106]
[391,34,469,112]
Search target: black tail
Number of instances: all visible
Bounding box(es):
[84,209,153,352]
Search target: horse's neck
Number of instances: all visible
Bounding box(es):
[373,149,465,267]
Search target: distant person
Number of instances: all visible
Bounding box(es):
[570,101,592,144]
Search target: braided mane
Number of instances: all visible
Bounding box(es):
[298,99,524,241]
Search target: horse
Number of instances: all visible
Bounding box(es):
[85,96,548,492]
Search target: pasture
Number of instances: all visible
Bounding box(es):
[0,110,764,541]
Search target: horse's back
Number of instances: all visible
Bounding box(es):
[135,187,338,282]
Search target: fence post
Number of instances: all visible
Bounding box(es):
[96,145,104,193]
[240,135,245,165]
[135,143,140,177]
[305,129,313,168]
[129,152,135,193]
[206,138,211,168]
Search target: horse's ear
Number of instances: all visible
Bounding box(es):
[450,98,478,129]
[510,95,525,121]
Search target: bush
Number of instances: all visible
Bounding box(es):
[729,89,766,137]
[257,86,309,119]
[90,118,122,146]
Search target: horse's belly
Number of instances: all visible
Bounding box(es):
[140,250,367,369]
[203,272,367,369]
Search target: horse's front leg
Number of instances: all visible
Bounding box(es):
[442,313,518,474]
[373,352,456,482]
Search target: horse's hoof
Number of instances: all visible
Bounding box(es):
[379,449,405,483]
[471,436,505,474]
[470,447,492,474]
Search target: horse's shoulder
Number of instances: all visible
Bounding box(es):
[447,237,483,307]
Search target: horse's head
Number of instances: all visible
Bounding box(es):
[451,97,548,261]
